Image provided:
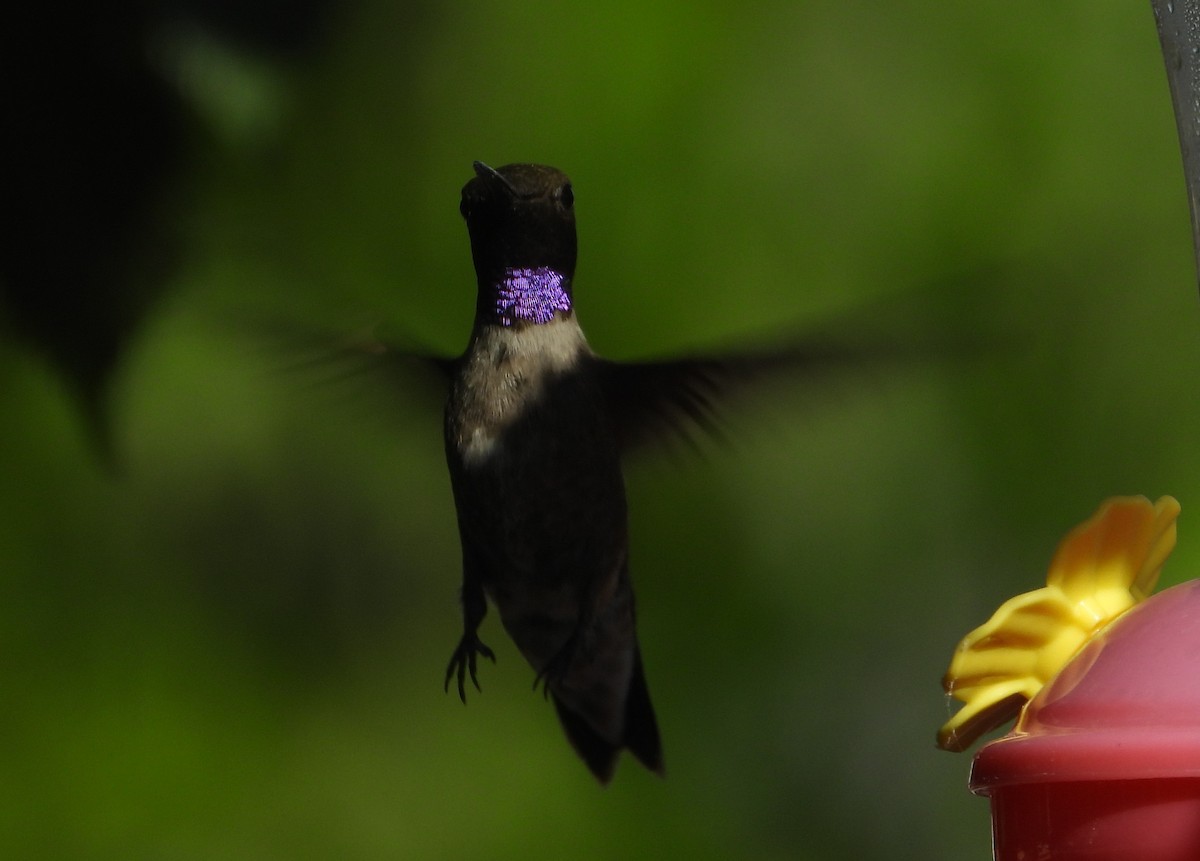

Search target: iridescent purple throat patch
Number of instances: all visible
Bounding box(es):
[493,266,572,326]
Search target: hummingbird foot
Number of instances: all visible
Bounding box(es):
[533,632,582,700]
[444,633,496,703]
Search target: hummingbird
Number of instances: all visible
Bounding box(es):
[444,162,665,782]
[441,162,915,782]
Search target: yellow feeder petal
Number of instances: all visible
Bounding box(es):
[938,496,1180,752]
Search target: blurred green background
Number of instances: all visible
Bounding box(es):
[3,1,1197,858]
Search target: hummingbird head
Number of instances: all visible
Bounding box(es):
[461,162,578,326]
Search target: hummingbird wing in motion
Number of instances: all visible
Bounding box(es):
[263,320,907,452]
[593,268,1009,454]
[593,337,876,453]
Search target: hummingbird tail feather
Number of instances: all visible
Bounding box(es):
[622,647,664,776]
[552,695,620,783]
[550,646,663,783]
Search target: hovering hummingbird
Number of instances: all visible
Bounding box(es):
[443,162,675,783]
[442,162,893,782]
[288,161,945,782]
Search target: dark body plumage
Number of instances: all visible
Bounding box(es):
[444,163,662,782]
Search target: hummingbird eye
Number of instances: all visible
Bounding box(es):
[557,183,574,210]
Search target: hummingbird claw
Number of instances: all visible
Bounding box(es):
[445,634,496,703]
[533,633,579,700]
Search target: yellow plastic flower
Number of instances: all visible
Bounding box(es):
[938,495,1180,752]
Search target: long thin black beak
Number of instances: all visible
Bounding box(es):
[473,161,516,194]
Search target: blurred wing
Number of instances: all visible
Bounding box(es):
[247,316,457,414]
[298,324,455,392]
[594,338,882,454]
[595,261,1017,454]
